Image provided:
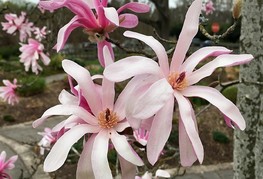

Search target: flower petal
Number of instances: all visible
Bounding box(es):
[117,2,150,13]
[118,155,137,179]
[58,89,78,105]
[104,56,162,82]
[91,130,112,179]
[124,31,169,76]
[187,54,254,85]
[181,46,232,74]
[119,14,138,28]
[111,130,143,166]
[62,60,102,115]
[174,91,204,165]
[182,86,246,130]
[103,7,119,26]
[44,124,100,172]
[170,0,202,72]
[147,97,174,165]
[126,78,173,120]
[32,104,97,128]
[76,134,96,179]
[97,40,114,67]
[156,169,171,178]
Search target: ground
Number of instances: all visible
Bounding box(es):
[0,68,237,177]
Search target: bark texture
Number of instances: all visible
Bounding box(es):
[234,0,263,179]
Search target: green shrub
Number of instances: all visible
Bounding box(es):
[212,131,230,144]
[17,76,46,97]
[3,115,16,122]
[0,45,20,60]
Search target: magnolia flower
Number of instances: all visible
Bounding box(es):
[33,47,143,179]
[0,79,19,105]
[135,169,170,179]
[104,0,253,166]
[202,0,215,15]
[34,26,49,41]
[19,38,51,74]
[39,0,150,66]
[134,128,149,146]
[1,12,34,42]
[38,127,67,155]
[0,151,18,179]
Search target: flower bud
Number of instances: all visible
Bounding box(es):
[232,0,243,19]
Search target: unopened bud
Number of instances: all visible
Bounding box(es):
[232,0,242,19]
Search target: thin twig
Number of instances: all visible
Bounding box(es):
[153,29,177,44]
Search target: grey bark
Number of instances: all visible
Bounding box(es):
[234,0,263,179]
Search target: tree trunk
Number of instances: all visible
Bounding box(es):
[234,1,263,179]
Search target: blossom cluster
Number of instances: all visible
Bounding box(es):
[29,0,253,178]
[0,151,17,179]
[1,11,51,75]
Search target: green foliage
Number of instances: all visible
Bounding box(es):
[108,149,117,164]
[191,97,209,106]
[3,115,16,122]
[0,45,20,60]
[49,53,64,71]
[17,76,46,97]
[212,131,230,144]
[222,86,238,103]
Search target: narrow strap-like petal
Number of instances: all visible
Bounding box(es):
[44,124,100,172]
[104,56,162,82]
[170,0,202,72]
[181,86,246,130]
[187,54,253,85]
[76,134,96,179]
[32,104,98,128]
[103,7,119,26]
[91,130,112,179]
[117,2,150,13]
[111,130,143,166]
[62,60,103,115]
[97,40,114,67]
[174,91,204,165]
[124,31,170,76]
[119,14,138,28]
[118,155,137,179]
[147,97,174,165]
[181,46,232,74]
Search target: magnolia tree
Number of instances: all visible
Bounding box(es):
[0,0,255,178]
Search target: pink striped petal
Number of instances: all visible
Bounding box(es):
[117,2,150,13]
[76,134,96,179]
[111,130,143,166]
[126,78,173,120]
[104,56,162,82]
[187,54,254,85]
[181,86,246,130]
[181,46,232,74]
[170,0,202,72]
[32,104,97,128]
[44,124,100,172]
[118,155,137,179]
[62,60,102,115]
[124,31,169,76]
[58,89,78,105]
[119,14,138,28]
[97,40,114,67]
[91,130,112,179]
[174,91,204,164]
[147,97,174,165]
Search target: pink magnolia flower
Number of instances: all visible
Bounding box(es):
[202,0,215,15]
[38,127,67,155]
[0,79,19,105]
[38,0,150,66]
[135,169,170,179]
[104,0,253,166]
[33,47,143,178]
[1,12,34,42]
[0,151,18,179]
[134,128,149,146]
[19,38,51,74]
[34,26,49,41]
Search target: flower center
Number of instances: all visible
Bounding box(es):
[168,72,188,91]
[98,108,119,129]
[85,30,106,43]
